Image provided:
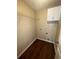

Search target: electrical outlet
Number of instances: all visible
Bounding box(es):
[45,32,48,34]
[47,38,50,40]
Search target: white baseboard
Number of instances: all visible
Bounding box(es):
[17,38,56,59]
[37,38,55,44]
[17,38,36,58]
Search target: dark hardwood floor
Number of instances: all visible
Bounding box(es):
[19,39,55,59]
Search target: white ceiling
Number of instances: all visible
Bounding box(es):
[24,0,61,10]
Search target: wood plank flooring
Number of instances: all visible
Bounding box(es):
[19,39,55,59]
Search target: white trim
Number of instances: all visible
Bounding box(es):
[17,38,56,59]
[55,47,61,59]
[17,39,36,58]
[37,38,55,44]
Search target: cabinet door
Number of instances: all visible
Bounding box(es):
[47,6,61,21]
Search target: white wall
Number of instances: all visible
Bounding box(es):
[17,0,61,57]
[17,0,35,18]
[17,0,36,56]
[36,9,58,42]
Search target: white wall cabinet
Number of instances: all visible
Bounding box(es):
[47,6,61,21]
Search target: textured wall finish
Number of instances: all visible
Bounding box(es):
[17,0,36,56]
[36,8,58,42]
